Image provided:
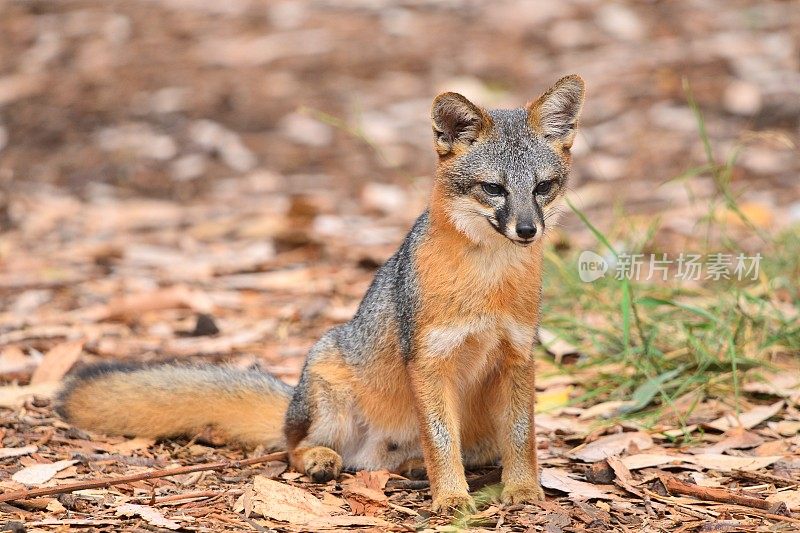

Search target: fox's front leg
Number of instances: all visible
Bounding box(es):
[495,342,545,504]
[407,356,474,514]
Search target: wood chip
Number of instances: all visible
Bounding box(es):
[116,503,181,530]
[12,460,79,486]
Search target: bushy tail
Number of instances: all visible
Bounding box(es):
[57,363,294,449]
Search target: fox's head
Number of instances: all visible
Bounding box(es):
[431,75,585,247]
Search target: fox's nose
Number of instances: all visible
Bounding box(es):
[516,223,537,239]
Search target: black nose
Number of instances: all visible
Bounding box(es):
[516,224,537,239]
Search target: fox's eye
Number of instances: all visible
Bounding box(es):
[535,180,555,195]
[481,183,506,196]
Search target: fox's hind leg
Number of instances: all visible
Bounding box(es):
[283,334,358,482]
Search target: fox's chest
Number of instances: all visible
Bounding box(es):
[423,314,536,359]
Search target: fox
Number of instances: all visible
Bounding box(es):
[57,74,585,513]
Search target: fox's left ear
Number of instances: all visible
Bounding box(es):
[528,74,585,150]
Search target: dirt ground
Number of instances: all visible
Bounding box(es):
[1,1,799,531]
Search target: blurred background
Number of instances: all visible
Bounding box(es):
[0,0,798,375]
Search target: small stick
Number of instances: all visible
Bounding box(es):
[0,451,287,503]
[385,479,430,490]
[659,474,789,516]
[732,469,798,488]
[152,490,221,504]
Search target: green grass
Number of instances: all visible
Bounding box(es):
[540,85,800,429]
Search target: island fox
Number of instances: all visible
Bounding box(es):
[58,75,585,513]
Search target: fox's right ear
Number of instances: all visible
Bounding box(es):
[431,92,491,156]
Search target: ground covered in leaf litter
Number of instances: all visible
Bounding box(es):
[1,0,800,531]
[0,184,799,533]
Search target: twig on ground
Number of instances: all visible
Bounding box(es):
[385,479,429,490]
[151,490,221,504]
[0,451,287,503]
[658,474,789,516]
[714,507,800,525]
[731,470,798,488]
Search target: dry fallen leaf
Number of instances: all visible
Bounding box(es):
[768,490,800,512]
[233,475,343,524]
[540,468,614,500]
[0,346,34,375]
[98,285,214,320]
[689,427,764,454]
[0,445,38,459]
[754,439,788,456]
[536,413,590,435]
[687,453,785,472]
[771,420,800,437]
[342,471,390,516]
[30,339,84,384]
[706,401,784,432]
[12,460,78,486]
[116,503,181,530]
[620,452,783,472]
[109,437,156,453]
[743,374,800,403]
[538,327,579,362]
[620,453,681,471]
[578,401,629,420]
[569,431,653,462]
[536,386,573,413]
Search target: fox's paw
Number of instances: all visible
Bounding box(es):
[431,492,476,515]
[302,446,342,483]
[500,483,545,505]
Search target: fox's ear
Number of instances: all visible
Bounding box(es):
[431,92,491,156]
[528,74,585,149]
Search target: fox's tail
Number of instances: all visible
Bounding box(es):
[56,363,294,449]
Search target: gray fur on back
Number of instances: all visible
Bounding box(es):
[335,211,428,363]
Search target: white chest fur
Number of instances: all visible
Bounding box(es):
[423,315,536,358]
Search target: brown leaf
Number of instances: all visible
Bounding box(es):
[30,340,84,384]
[540,468,615,500]
[342,471,389,516]
[689,428,764,454]
[0,346,33,375]
[706,401,784,432]
[539,327,579,362]
[354,469,391,490]
[620,452,783,472]
[233,475,343,524]
[98,285,213,321]
[569,431,653,462]
[767,490,800,512]
[754,439,788,456]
